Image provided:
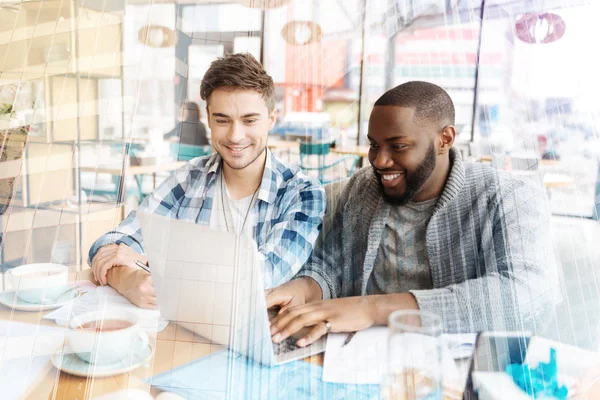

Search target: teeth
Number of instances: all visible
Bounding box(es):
[382,174,401,181]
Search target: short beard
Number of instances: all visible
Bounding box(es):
[221,145,266,171]
[377,140,437,206]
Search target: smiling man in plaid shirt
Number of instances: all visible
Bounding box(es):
[88,53,325,309]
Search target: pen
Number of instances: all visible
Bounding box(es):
[135,260,151,274]
[342,331,357,347]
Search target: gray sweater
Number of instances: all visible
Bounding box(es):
[296,148,559,333]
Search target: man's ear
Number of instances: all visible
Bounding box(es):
[438,125,456,154]
[268,108,277,130]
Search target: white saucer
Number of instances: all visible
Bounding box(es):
[0,287,81,311]
[52,334,154,378]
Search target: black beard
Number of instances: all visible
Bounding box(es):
[376,140,437,206]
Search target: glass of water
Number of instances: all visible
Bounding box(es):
[383,310,443,400]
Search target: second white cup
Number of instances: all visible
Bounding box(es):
[67,310,148,366]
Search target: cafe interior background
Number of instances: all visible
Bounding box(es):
[0,0,599,351]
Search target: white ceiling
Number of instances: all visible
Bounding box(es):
[1,0,592,11]
[0,0,592,25]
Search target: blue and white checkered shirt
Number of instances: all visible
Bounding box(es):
[88,149,326,288]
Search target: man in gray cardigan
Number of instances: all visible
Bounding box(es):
[268,81,559,348]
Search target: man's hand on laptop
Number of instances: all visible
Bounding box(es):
[92,244,147,285]
[269,296,377,348]
[265,277,322,314]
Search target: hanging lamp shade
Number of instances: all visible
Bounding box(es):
[281,20,322,46]
[515,13,566,44]
[138,25,176,48]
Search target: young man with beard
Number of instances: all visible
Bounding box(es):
[267,81,558,346]
[88,53,325,309]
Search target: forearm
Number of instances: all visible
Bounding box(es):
[369,293,419,325]
[298,277,323,303]
[106,266,137,295]
[105,265,156,309]
[87,213,146,266]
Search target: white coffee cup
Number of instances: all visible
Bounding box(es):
[67,310,148,366]
[6,263,69,303]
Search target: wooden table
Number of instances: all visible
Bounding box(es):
[543,173,574,189]
[267,140,300,152]
[477,157,574,189]
[331,145,370,158]
[81,161,187,177]
[81,161,187,205]
[330,145,370,169]
[3,269,462,399]
[478,155,561,167]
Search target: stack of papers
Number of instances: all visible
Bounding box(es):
[322,327,464,387]
[323,327,388,385]
[43,285,169,332]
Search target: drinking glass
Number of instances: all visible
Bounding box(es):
[383,310,443,400]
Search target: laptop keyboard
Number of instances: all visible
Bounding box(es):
[272,336,300,356]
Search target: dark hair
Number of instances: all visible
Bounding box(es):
[374,81,455,126]
[182,101,200,120]
[183,101,200,112]
[200,53,275,111]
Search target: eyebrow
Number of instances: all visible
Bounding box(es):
[367,135,409,142]
[211,112,262,118]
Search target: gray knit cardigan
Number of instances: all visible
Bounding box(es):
[296,148,559,333]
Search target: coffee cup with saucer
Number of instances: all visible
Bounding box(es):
[5,263,69,303]
[53,310,153,377]
[0,263,80,310]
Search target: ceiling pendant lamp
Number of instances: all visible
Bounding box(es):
[281,20,322,46]
[138,25,176,48]
[515,13,566,44]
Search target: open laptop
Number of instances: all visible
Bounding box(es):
[137,211,326,365]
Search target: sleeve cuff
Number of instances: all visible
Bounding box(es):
[88,239,110,267]
[410,288,465,333]
[87,233,143,267]
[294,270,332,300]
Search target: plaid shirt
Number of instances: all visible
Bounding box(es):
[88,149,326,288]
